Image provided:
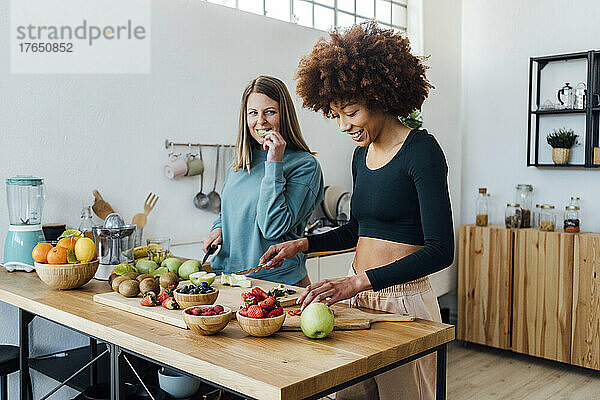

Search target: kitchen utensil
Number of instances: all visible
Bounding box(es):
[132,192,159,228]
[281,307,414,331]
[193,172,210,209]
[235,263,265,275]
[93,215,136,280]
[575,82,587,109]
[3,176,46,272]
[35,260,99,290]
[164,153,188,180]
[202,244,217,265]
[557,82,575,109]
[92,190,116,220]
[157,366,202,398]
[104,213,125,229]
[208,146,221,213]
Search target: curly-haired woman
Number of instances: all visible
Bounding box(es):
[259,23,453,399]
[202,75,323,287]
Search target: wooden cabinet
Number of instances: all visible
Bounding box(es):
[571,233,600,370]
[512,229,574,363]
[458,225,600,371]
[457,225,513,349]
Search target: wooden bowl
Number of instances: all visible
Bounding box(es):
[182,306,232,335]
[35,260,99,290]
[236,311,286,337]
[174,289,219,309]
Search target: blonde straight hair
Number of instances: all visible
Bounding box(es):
[232,76,313,173]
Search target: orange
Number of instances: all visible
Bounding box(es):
[46,246,68,265]
[32,243,53,263]
[57,237,79,251]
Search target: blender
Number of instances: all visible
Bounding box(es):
[3,176,46,272]
[92,213,136,280]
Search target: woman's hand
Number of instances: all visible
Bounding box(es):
[259,238,308,269]
[296,273,372,310]
[202,228,222,254]
[262,131,286,161]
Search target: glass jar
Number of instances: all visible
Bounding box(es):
[515,184,534,228]
[569,196,581,208]
[78,206,95,239]
[564,205,580,233]
[505,203,522,228]
[476,188,489,226]
[539,205,556,231]
[533,204,541,230]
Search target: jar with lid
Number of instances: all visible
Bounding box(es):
[539,205,556,231]
[476,188,489,227]
[569,196,581,208]
[515,184,533,228]
[564,205,580,233]
[78,206,95,239]
[533,204,541,230]
[505,203,522,228]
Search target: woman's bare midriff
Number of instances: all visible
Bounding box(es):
[352,237,423,277]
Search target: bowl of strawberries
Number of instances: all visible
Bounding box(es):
[183,305,232,335]
[236,287,286,337]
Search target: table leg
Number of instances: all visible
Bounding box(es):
[90,338,98,386]
[436,343,447,400]
[19,309,34,400]
[109,344,120,400]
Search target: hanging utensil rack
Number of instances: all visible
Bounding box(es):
[164,139,235,149]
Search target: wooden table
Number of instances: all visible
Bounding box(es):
[0,269,454,400]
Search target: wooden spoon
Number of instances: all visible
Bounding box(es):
[92,190,115,220]
[132,193,158,229]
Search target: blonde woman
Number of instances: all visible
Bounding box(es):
[202,75,323,287]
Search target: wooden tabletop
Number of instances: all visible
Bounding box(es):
[0,269,454,400]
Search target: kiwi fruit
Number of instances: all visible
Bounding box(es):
[136,273,154,283]
[159,272,180,288]
[139,278,160,295]
[112,276,129,292]
[124,272,140,280]
[118,279,140,297]
[108,273,119,286]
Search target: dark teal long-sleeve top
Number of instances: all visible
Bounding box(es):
[211,148,324,285]
[307,128,454,291]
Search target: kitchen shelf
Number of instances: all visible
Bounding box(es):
[527,50,600,168]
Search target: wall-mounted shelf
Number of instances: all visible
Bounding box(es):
[527,50,600,168]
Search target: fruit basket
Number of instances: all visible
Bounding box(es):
[35,260,99,290]
[236,311,286,337]
[183,305,232,335]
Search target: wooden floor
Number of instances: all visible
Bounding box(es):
[448,341,600,399]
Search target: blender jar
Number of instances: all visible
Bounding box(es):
[7,176,45,225]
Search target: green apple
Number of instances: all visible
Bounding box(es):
[135,259,158,275]
[190,272,215,286]
[161,258,183,275]
[151,266,168,277]
[178,260,201,280]
[300,303,335,339]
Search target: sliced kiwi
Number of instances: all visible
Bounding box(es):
[112,276,129,292]
[159,272,180,289]
[139,278,160,295]
[118,279,140,297]
[136,273,155,283]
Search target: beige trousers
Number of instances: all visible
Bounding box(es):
[336,267,442,400]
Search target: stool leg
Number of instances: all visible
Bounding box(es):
[1,375,7,400]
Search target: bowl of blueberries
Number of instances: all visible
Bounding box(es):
[174,282,219,309]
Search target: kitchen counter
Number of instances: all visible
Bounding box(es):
[0,268,454,400]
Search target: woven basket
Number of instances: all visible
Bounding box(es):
[552,148,570,164]
[35,260,99,290]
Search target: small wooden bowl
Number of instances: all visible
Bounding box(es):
[183,306,232,335]
[174,289,219,309]
[35,260,99,290]
[236,312,286,337]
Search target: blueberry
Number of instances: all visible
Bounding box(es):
[200,282,209,287]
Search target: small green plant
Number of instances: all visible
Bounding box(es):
[546,128,579,149]
[400,110,423,129]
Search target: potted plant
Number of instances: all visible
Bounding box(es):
[546,127,579,164]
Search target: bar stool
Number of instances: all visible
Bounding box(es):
[0,345,31,400]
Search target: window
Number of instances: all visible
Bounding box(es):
[206,0,409,32]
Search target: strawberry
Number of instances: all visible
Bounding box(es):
[252,287,268,301]
[238,308,248,317]
[244,296,258,307]
[259,296,276,310]
[157,285,176,304]
[162,297,180,310]
[140,292,157,307]
[268,307,283,318]
[241,292,252,301]
[247,305,264,318]
[190,307,202,316]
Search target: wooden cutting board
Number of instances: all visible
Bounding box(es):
[281,305,414,331]
[93,278,301,329]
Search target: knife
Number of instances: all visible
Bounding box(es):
[235,263,266,275]
[202,245,217,265]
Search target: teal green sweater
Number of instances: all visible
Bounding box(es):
[210,148,323,285]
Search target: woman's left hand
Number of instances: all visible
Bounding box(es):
[296,273,372,310]
[262,131,286,161]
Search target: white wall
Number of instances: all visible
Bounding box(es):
[0,1,355,397]
[461,0,600,231]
